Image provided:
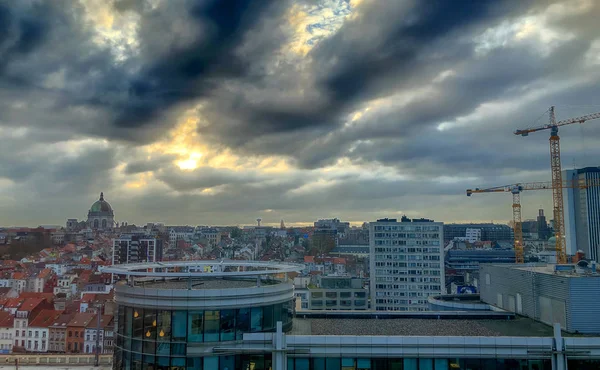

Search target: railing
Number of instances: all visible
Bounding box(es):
[0,354,112,366]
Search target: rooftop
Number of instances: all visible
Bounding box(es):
[29,310,62,328]
[491,263,600,278]
[290,317,560,337]
[140,278,275,290]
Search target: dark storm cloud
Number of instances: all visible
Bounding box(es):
[124,155,177,175]
[154,165,269,192]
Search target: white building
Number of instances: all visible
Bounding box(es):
[54,275,76,298]
[564,167,600,261]
[0,312,13,354]
[26,310,60,352]
[370,218,444,311]
[168,226,195,245]
[465,228,482,243]
[84,315,113,354]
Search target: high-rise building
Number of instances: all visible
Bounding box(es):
[369,218,444,311]
[537,209,550,240]
[563,167,600,261]
[112,235,163,265]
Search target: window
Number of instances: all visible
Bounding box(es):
[15,331,19,337]
[236,308,250,340]
[75,331,79,338]
[204,310,220,341]
[220,309,235,341]
[250,307,263,332]
[41,341,45,350]
[28,331,32,337]
[187,311,204,342]
[42,331,46,338]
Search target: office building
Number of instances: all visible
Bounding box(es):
[564,167,600,261]
[105,260,600,370]
[305,276,368,310]
[444,223,513,242]
[480,263,600,334]
[369,218,444,311]
[112,235,163,265]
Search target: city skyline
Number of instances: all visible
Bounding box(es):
[1,0,600,226]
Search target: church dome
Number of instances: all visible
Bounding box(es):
[89,192,113,214]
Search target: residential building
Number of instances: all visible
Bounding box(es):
[480,263,600,334]
[0,311,13,354]
[26,309,61,352]
[66,312,96,353]
[168,226,195,245]
[113,235,163,265]
[196,227,221,247]
[26,268,53,293]
[13,298,53,350]
[370,218,444,311]
[10,272,27,294]
[465,228,482,243]
[444,223,513,242]
[306,276,368,310]
[54,275,76,298]
[83,315,113,354]
[564,167,600,261]
[49,313,74,353]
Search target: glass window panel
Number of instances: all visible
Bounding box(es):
[296,358,309,370]
[312,358,326,370]
[155,342,169,356]
[434,359,448,370]
[187,358,202,370]
[171,343,185,356]
[143,310,156,341]
[143,355,155,370]
[143,340,155,355]
[236,308,250,340]
[133,308,143,338]
[288,357,295,370]
[273,304,282,325]
[187,311,203,342]
[171,357,186,367]
[263,305,274,331]
[404,359,417,370]
[418,359,432,370]
[124,352,131,370]
[204,357,218,370]
[132,339,142,353]
[156,357,169,370]
[326,358,341,370]
[357,359,371,369]
[118,306,125,334]
[342,358,355,366]
[172,311,187,342]
[220,355,234,370]
[204,310,220,342]
[220,309,235,341]
[157,311,171,342]
[132,353,142,370]
[251,307,263,332]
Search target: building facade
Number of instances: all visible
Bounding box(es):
[48,313,73,353]
[444,223,513,242]
[564,167,600,261]
[480,263,600,334]
[370,218,444,311]
[105,261,600,370]
[104,261,297,369]
[112,235,163,265]
[306,277,368,310]
[66,313,96,353]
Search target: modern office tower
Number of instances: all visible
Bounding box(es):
[564,167,600,260]
[369,218,444,311]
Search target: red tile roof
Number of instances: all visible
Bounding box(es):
[12,272,27,280]
[19,292,55,302]
[85,314,113,329]
[0,311,14,328]
[67,312,96,328]
[4,298,24,309]
[28,309,63,328]
[304,256,315,263]
[50,313,76,329]
[17,298,45,312]
[38,268,53,279]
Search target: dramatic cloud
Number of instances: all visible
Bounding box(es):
[0,0,599,226]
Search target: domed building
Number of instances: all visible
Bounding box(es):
[87,192,114,230]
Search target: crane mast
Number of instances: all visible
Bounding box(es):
[515,107,600,264]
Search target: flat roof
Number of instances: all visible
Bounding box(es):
[489,263,600,278]
[290,317,558,337]
[140,278,272,290]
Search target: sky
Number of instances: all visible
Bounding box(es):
[1,0,600,227]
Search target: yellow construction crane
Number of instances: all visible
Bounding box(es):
[466,180,599,263]
[515,107,600,263]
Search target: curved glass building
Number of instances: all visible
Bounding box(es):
[104,261,300,370]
